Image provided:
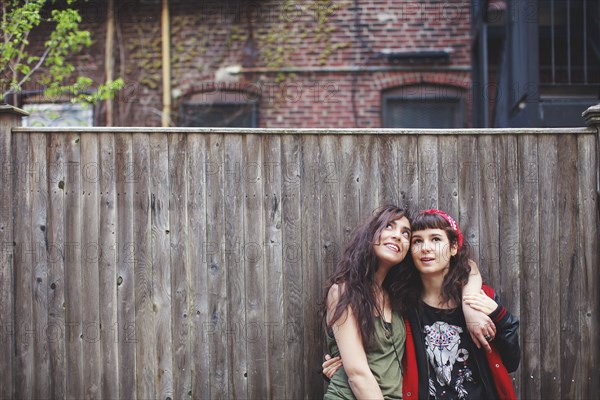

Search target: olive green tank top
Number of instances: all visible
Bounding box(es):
[324,311,406,400]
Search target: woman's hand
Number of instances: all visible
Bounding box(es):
[322,354,343,380]
[464,289,499,315]
[462,260,496,351]
[463,300,496,352]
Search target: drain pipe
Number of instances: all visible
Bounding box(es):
[161,0,171,127]
[104,0,114,126]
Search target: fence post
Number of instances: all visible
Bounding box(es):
[583,102,600,398]
[583,103,600,196]
[583,104,600,130]
[0,105,27,399]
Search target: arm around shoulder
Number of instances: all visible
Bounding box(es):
[489,293,520,372]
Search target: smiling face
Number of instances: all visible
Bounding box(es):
[373,216,412,269]
[410,228,458,277]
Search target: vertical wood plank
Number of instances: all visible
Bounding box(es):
[245,134,267,398]
[98,133,118,399]
[318,134,341,397]
[497,135,521,393]
[577,133,600,398]
[457,136,480,264]
[417,135,438,210]
[263,134,285,400]
[320,134,340,300]
[133,133,155,400]
[281,134,304,399]
[339,135,360,246]
[169,133,191,399]
[149,133,173,400]
[538,135,561,398]
[187,134,208,398]
[30,133,50,399]
[437,136,459,219]
[477,136,499,285]
[80,133,101,399]
[518,135,540,398]
[397,135,418,210]
[64,133,84,400]
[378,135,400,206]
[223,134,247,399]
[0,111,18,400]
[301,134,322,398]
[359,135,379,216]
[47,133,66,399]
[115,133,136,400]
[13,132,33,399]
[206,133,228,398]
[558,135,581,399]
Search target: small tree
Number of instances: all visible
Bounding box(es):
[0,0,123,104]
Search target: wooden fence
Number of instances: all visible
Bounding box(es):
[1,105,599,399]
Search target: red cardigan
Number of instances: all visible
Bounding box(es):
[401,286,517,399]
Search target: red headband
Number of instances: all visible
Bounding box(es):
[421,209,464,249]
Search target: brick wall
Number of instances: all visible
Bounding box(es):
[23,0,473,128]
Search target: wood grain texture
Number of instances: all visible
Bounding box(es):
[262,134,285,400]
[2,127,600,400]
[80,133,101,399]
[132,133,155,400]
[98,133,118,399]
[223,134,247,399]
[47,133,67,399]
[0,111,18,400]
[168,133,190,399]
[30,132,50,399]
[149,133,173,400]
[244,134,267,398]
[64,133,84,400]
[497,134,521,394]
[577,133,600,398]
[186,134,208,398]
[13,132,34,399]
[281,134,304,399]
[477,135,499,286]
[115,133,136,400]
[558,135,581,399]
[205,133,228,399]
[517,134,540,399]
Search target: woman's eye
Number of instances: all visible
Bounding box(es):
[402,231,410,237]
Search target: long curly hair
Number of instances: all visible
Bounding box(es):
[322,205,410,349]
[390,211,471,313]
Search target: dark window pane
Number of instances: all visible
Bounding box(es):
[384,99,462,128]
[179,103,257,127]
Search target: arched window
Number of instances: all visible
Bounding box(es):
[381,84,466,128]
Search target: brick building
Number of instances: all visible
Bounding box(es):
[17,0,599,129]
[19,0,474,128]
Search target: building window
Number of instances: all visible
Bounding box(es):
[179,90,258,127]
[539,0,600,86]
[382,85,465,128]
[22,103,93,127]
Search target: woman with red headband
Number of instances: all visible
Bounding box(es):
[324,209,520,399]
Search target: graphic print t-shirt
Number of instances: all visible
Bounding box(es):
[419,302,486,400]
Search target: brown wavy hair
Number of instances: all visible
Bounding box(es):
[390,211,471,313]
[322,205,410,349]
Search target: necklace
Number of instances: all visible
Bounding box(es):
[379,298,403,372]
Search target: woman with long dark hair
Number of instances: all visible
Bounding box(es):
[323,205,412,399]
